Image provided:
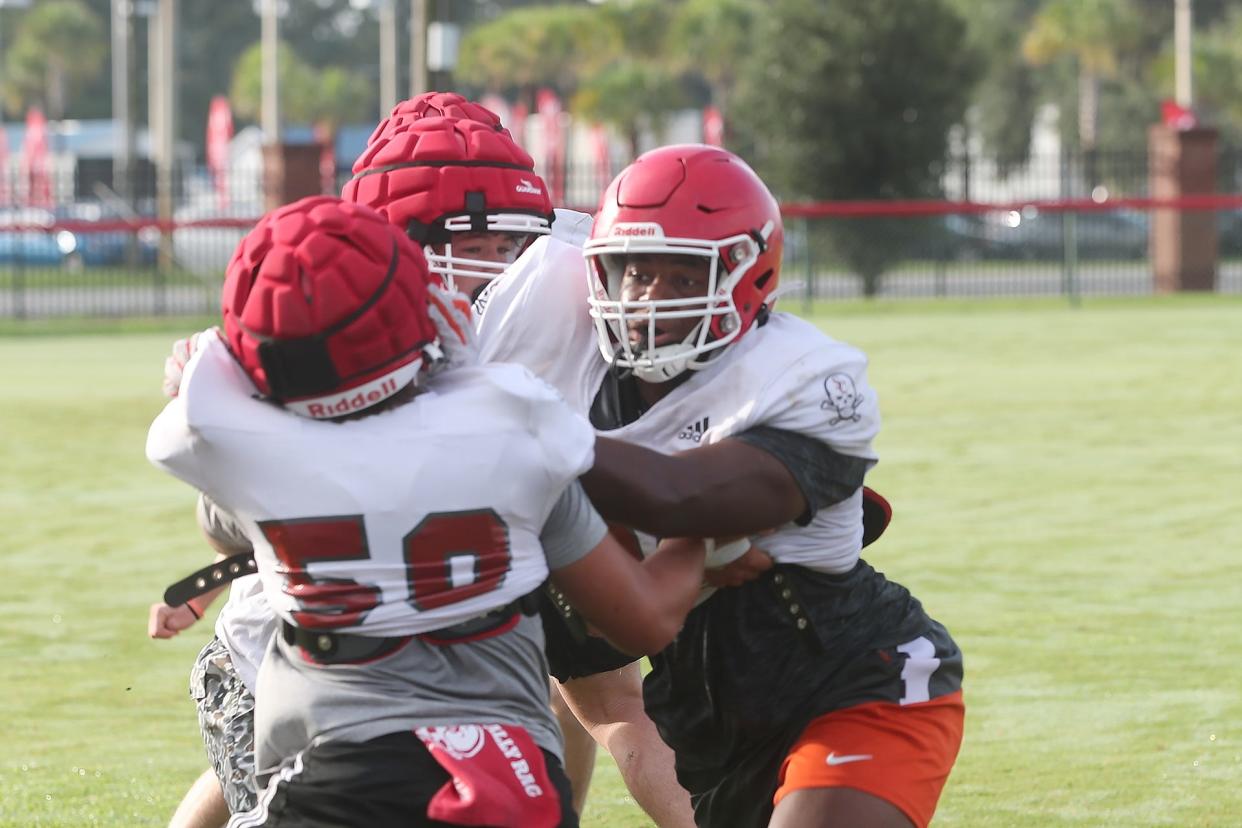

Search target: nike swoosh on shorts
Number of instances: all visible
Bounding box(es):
[825,753,874,765]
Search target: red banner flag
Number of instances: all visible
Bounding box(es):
[0,127,10,205]
[480,94,511,132]
[1160,99,1197,131]
[22,107,52,207]
[509,101,529,149]
[588,124,611,199]
[206,96,234,209]
[536,89,564,204]
[703,105,724,147]
[313,122,336,195]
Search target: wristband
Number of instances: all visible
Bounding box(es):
[185,601,202,620]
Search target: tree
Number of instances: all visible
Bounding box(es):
[2,0,106,119]
[455,5,621,104]
[1022,0,1144,158]
[667,0,760,113]
[573,60,685,156]
[945,0,1045,178]
[229,41,372,131]
[732,0,980,296]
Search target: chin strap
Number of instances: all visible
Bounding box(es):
[610,343,637,381]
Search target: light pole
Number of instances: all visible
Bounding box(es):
[261,0,280,144]
[1174,0,1193,109]
[409,0,427,97]
[379,0,397,115]
[149,0,176,269]
[111,0,135,207]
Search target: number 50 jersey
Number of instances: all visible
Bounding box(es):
[147,330,595,637]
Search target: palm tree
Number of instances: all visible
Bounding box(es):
[2,0,105,119]
[668,0,760,119]
[1022,0,1143,156]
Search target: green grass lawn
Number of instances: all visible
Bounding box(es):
[2,295,1240,826]
[0,265,212,290]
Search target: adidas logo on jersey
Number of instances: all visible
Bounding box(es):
[677,416,710,442]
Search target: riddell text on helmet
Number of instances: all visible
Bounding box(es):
[611,223,663,237]
[304,377,401,418]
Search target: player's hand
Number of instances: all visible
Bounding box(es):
[703,543,774,588]
[426,285,479,371]
[161,329,213,398]
[148,601,200,639]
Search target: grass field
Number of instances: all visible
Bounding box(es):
[2,295,1240,827]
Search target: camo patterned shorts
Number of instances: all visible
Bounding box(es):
[189,636,258,814]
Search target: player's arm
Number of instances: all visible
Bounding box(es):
[581,427,869,539]
[148,495,251,638]
[543,482,705,656]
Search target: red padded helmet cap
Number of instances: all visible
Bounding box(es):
[221,196,437,418]
[342,95,553,244]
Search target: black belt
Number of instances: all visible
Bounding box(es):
[282,598,530,665]
[281,621,412,665]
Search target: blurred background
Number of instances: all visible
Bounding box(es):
[2,0,1242,317]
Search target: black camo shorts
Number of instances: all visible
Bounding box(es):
[190,635,259,814]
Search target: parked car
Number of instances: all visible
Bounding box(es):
[172,198,263,277]
[0,207,76,266]
[945,208,1148,261]
[53,202,160,268]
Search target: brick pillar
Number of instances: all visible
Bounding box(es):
[1148,125,1218,292]
[262,143,326,211]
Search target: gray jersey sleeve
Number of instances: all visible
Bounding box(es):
[196,493,252,554]
[733,425,869,526]
[539,481,608,570]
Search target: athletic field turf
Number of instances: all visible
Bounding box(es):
[2,295,1239,826]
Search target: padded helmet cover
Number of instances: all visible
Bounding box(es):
[221,195,437,417]
[342,92,553,243]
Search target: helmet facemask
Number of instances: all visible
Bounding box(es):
[424,212,547,297]
[585,228,768,383]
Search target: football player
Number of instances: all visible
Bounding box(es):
[342,92,557,303]
[339,92,688,826]
[147,93,607,828]
[146,196,710,828]
[475,144,966,828]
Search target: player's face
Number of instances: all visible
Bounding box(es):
[431,231,527,297]
[619,254,712,347]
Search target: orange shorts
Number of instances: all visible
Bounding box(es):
[773,690,965,828]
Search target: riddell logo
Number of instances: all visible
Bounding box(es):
[612,223,664,238]
[305,377,398,418]
[515,178,543,195]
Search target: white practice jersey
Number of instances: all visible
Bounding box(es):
[478,249,880,574]
[477,235,608,415]
[147,331,595,637]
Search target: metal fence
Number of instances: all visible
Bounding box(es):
[3,148,1241,320]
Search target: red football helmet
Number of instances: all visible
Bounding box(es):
[221,195,437,419]
[584,144,783,382]
[342,92,554,290]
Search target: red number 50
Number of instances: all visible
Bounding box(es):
[261,510,511,629]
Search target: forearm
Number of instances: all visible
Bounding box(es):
[552,535,704,656]
[604,537,705,655]
[582,436,806,538]
[631,537,705,652]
